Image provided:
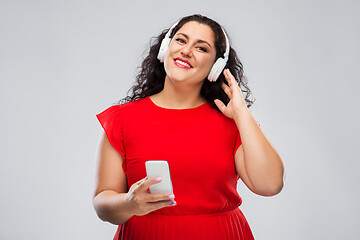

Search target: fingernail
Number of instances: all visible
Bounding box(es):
[156,177,162,182]
[169,194,175,199]
[170,201,177,206]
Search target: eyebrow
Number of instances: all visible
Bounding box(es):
[176,33,213,48]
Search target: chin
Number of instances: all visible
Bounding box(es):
[168,75,189,83]
[165,64,208,85]
[172,76,206,86]
[165,70,189,82]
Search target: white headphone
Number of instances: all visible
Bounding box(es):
[157,21,230,82]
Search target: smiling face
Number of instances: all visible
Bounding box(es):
[163,21,217,86]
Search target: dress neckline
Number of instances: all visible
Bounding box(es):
[146,96,209,111]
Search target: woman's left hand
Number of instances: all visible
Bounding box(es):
[214,69,247,119]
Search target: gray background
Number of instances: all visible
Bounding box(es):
[1,0,359,239]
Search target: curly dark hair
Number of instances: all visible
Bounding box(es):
[118,14,254,110]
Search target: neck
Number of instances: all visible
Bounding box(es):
[151,75,206,109]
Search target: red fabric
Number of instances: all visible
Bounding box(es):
[96,97,254,240]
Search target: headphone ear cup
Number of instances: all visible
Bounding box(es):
[208,58,227,82]
[158,21,179,63]
[157,37,171,62]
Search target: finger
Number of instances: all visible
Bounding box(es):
[224,69,244,99]
[139,177,163,191]
[150,200,177,212]
[129,177,148,191]
[136,176,148,185]
[144,193,176,203]
[224,69,236,87]
[221,82,232,98]
[214,99,227,114]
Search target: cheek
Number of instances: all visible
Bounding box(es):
[200,57,216,72]
[167,41,179,55]
[163,42,177,70]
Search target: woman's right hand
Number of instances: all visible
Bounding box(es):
[125,177,176,216]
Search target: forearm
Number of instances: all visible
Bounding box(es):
[93,190,134,225]
[234,106,284,196]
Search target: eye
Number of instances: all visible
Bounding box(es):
[196,46,208,52]
[175,38,186,44]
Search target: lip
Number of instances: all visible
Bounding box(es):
[174,57,193,69]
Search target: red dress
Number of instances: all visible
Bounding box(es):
[96,97,254,240]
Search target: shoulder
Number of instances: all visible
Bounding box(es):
[104,97,149,115]
[119,97,148,110]
[97,97,149,122]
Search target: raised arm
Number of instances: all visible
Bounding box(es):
[215,69,284,196]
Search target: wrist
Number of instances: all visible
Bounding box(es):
[123,192,135,216]
[233,103,249,123]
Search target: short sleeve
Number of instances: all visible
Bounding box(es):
[233,130,242,156]
[96,105,126,161]
[233,120,261,156]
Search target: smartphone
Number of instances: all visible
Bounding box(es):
[145,160,173,194]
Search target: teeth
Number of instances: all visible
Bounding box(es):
[175,59,191,68]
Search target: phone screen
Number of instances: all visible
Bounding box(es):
[145,160,173,194]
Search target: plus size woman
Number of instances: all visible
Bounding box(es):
[94,14,284,240]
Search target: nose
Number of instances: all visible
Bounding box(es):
[181,45,192,58]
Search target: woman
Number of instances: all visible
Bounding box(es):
[94,14,284,240]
